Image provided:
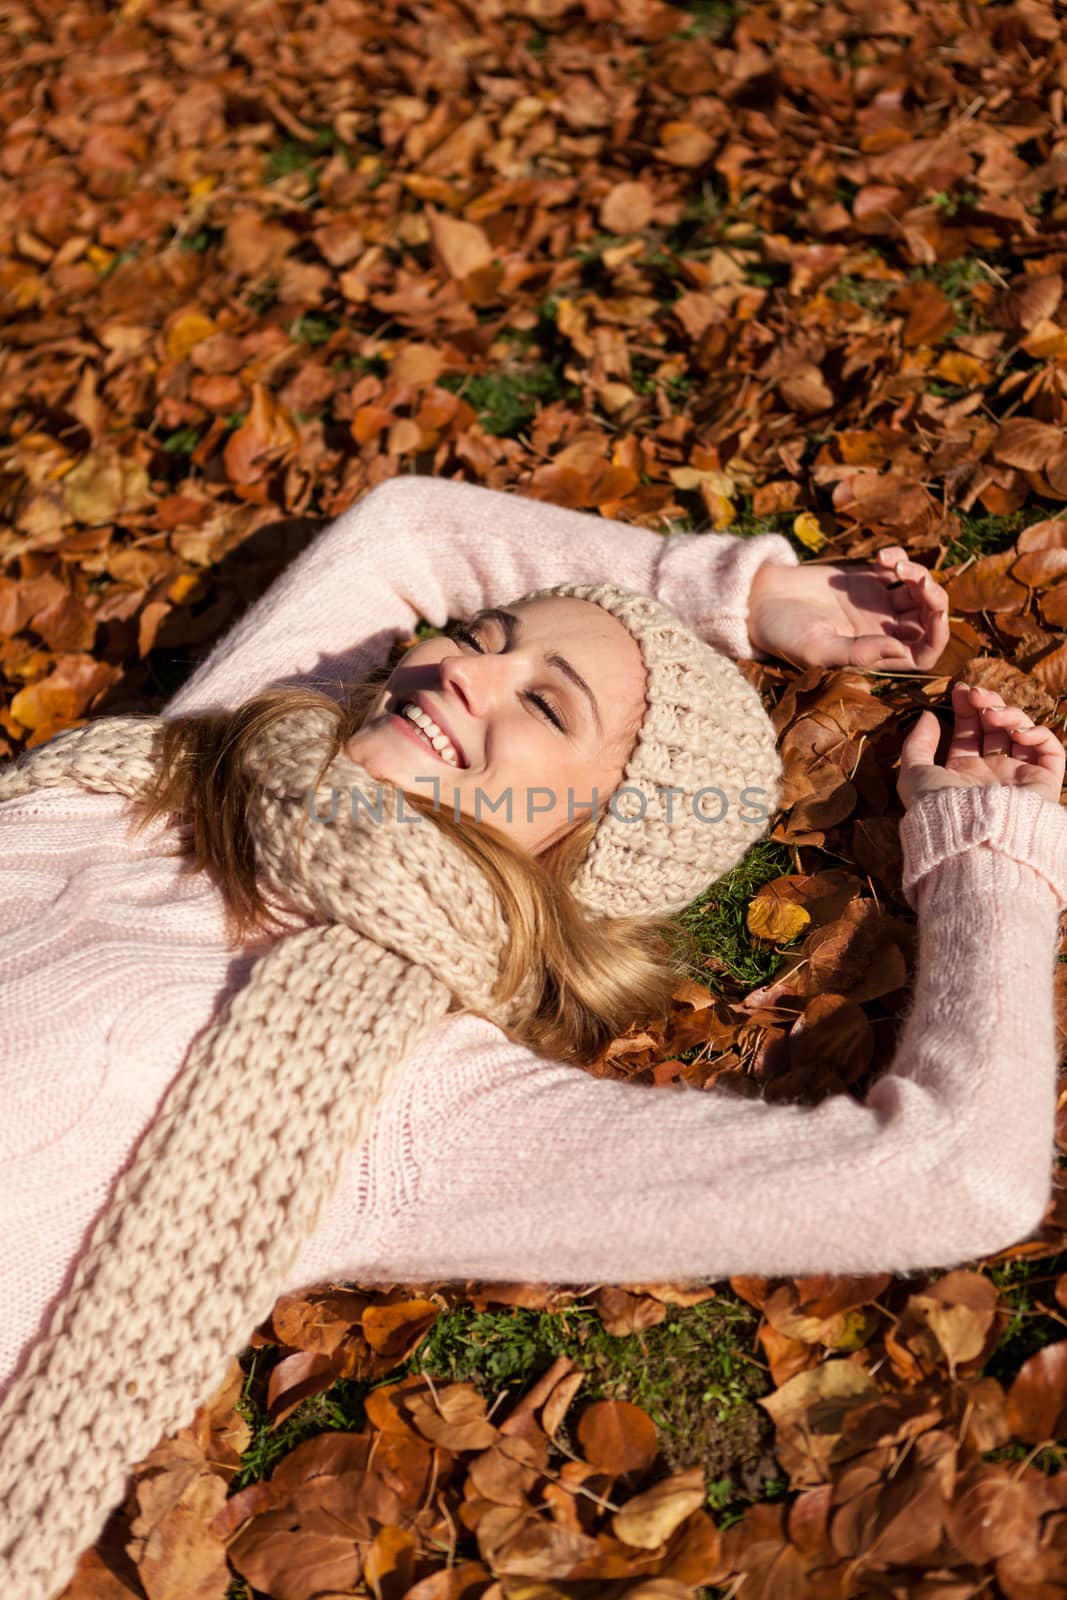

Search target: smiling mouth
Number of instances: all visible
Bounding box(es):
[389,706,463,768]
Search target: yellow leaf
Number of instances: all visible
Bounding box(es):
[188,175,217,200]
[793,512,827,551]
[1021,317,1067,360]
[933,350,991,386]
[747,894,811,944]
[389,343,446,385]
[165,311,217,362]
[167,572,201,604]
[86,245,115,273]
[11,680,80,732]
[62,448,153,525]
[700,485,735,530]
[668,466,735,497]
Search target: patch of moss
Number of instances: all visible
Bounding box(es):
[942,508,1033,566]
[396,1296,770,1491]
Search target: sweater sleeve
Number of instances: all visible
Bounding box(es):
[286,784,1067,1288]
[162,475,798,718]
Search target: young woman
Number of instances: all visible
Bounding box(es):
[0,474,1064,1600]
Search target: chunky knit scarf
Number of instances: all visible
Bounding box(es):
[0,704,542,1599]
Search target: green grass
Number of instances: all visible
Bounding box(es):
[161,426,202,456]
[440,363,580,437]
[230,1294,770,1510]
[675,839,801,996]
[264,129,337,189]
[675,0,743,40]
[289,312,341,347]
[978,1252,1067,1476]
[941,508,1036,566]
[825,274,899,309]
[983,1253,1067,1389]
[329,351,389,377]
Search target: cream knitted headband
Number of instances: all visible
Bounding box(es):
[0,582,781,1598]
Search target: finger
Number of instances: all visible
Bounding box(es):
[882,561,944,615]
[946,681,984,760]
[979,704,1036,739]
[1023,726,1067,780]
[847,633,916,670]
[899,707,943,772]
[878,565,950,668]
[1007,721,1066,781]
[802,630,912,670]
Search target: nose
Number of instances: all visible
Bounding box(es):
[438,648,512,720]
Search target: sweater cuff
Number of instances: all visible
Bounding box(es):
[689,534,800,660]
[901,784,1067,911]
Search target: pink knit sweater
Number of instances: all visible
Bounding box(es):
[2,475,1066,1404]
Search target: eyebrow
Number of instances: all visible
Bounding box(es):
[470,607,603,735]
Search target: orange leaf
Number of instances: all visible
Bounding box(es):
[577,1399,658,1474]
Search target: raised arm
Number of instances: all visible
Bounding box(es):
[283,783,1067,1289]
[163,475,798,718]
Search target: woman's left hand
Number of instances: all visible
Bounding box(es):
[747,545,951,671]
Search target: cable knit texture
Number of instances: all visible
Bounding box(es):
[0,475,1065,1596]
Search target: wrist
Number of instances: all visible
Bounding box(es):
[746,558,794,657]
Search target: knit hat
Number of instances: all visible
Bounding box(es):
[0,582,781,1598]
[522,582,783,918]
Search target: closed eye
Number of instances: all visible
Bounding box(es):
[446,622,567,732]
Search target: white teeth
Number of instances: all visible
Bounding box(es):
[399,703,460,767]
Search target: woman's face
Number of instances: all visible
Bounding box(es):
[344,596,647,853]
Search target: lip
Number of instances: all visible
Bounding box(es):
[390,694,469,768]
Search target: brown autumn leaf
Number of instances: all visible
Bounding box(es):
[61,447,153,525]
[577,1399,659,1474]
[612,1466,707,1550]
[945,550,1029,614]
[886,279,955,347]
[223,383,301,486]
[655,121,715,167]
[590,1286,668,1336]
[401,1382,500,1451]
[600,181,655,234]
[1004,1341,1067,1443]
[905,1270,1000,1378]
[266,1349,343,1426]
[427,209,494,281]
[993,418,1066,472]
[361,1297,440,1360]
[831,471,938,534]
[788,993,873,1091]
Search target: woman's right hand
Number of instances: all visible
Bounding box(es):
[898,681,1066,811]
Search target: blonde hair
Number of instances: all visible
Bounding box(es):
[131,669,696,1066]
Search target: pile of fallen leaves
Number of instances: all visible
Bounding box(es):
[71,1270,1067,1599]
[4,0,1067,1593]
